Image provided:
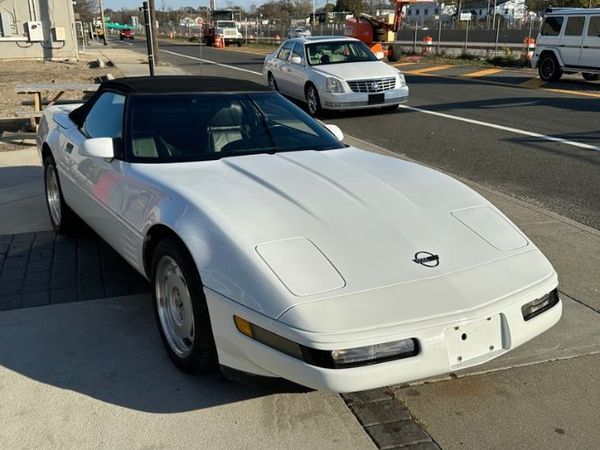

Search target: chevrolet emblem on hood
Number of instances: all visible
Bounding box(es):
[413,251,440,267]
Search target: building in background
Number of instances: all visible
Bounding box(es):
[0,0,77,60]
[460,0,527,25]
[404,2,456,25]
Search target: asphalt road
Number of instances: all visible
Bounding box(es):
[124,40,600,230]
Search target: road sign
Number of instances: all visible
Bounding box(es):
[460,12,472,21]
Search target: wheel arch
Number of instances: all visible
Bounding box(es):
[143,223,196,280]
[538,49,563,68]
[304,80,317,95]
[41,142,53,162]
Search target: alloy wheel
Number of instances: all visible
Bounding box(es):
[155,255,195,357]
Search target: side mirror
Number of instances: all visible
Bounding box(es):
[290,55,303,65]
[80,137,115,159]
[324,124,344,142]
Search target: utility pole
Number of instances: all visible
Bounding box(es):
[141,2,155,76]
[149,0,159,64]
[98,0,107,45]
[312,0,316,31]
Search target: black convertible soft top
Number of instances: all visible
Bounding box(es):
[70,76,271,127]
[98,76,271,94]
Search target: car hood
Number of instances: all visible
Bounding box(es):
[132,148,551,322]
[313,61,398,80]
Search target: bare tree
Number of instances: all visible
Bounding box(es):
[73,0,99,22]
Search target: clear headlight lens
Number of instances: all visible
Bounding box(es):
[397,73,407,87]
[326,77,344,93]
[331,338,419,368]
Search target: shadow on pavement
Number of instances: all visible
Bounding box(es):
[0,165,41,189]
[0,293,309,413]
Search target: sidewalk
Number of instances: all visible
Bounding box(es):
[0,294,374,449]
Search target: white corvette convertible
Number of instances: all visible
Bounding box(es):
[37,76,561,392]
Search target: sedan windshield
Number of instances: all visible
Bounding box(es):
[306,41,378,66]
[127,92,344,163]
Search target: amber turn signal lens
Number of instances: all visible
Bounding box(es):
[233,315,253,337]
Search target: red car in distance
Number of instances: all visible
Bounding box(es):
[119,29,135,40]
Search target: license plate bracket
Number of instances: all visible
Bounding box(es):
[445,315,503,365]
[368,93,385,105]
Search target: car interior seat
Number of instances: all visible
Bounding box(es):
[210,102,245,152]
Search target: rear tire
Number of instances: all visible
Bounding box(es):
[582,73,599,81]
[43,154,75,234]
[538,54,562,82]
[305,84,322,117]
[151,238,217,374]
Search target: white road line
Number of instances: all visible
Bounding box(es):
[160,49,263,76]
[399,105,600,152]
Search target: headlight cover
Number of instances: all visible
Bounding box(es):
[397,72,407,87]
[326,77,344,93]
[234,315,420,369]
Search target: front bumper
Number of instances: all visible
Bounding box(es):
[205,275,561,393]
[321,86,409,110]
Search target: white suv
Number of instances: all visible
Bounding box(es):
[532,8,600,82]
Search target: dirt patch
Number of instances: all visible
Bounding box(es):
[0,55,122,151]
[0,56,122,118]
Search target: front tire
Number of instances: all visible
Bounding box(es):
[582,73,599,81]
[43,154,74,234]
[305,84,322,117]
[151,238,217,374]
[267,72,278,91]
[538,54,562,82]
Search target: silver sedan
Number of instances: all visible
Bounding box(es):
[263,36,409,116]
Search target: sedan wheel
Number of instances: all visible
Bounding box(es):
[152,238,217,373]
[43,155,74,234]
[268,72,278,91]
[305,84,322,117]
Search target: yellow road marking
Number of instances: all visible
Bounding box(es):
[542,88,600,98]
[463,68,503,78]
[221,47,272,56]
[404,65,453,75]
[404,66,600,98]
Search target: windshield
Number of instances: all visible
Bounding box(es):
[217,21,237,28]
[306,40,378,66]
[127,92,344,163]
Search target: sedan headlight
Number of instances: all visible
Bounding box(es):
[397,72,407,87]
[234,315,420,369]
[326,77,344,93]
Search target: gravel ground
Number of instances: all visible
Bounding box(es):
[0,55,122,152]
